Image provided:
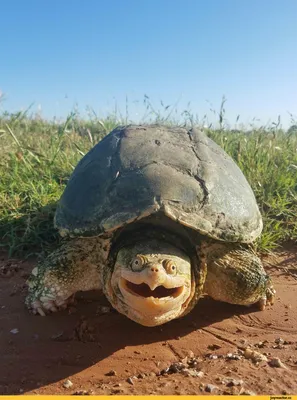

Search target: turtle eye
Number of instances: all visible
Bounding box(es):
[163,259,177,275]
[131,256,145,272]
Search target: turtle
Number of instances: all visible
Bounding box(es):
[25,124,275,327]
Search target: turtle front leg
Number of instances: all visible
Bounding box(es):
[202,242,276,310]
[26,238,105,316]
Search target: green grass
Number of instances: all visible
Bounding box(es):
[0,103,296,257]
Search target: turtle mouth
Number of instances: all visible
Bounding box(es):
[122,278,183,299]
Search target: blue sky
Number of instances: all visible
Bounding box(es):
[1,0,296,127]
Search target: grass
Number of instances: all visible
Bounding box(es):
[0,101,296,257]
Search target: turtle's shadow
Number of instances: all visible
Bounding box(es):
[7,289,257,394]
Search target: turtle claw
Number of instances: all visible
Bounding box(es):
[37,308,46,316]
[32,303,46,316]
[257,286,276,311]
[49,304,58,313]
[31,300,47,316]
[267,286,276,305]
[257,297,267,311]
[29,296,71,316]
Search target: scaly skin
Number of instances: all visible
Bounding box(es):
[25,237,109,315]
[203,242,276,309]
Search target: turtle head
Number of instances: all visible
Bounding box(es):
[105,240,196,326]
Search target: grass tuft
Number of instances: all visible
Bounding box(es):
[0,101,296,256]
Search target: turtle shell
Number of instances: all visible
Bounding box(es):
[55,125,262,242]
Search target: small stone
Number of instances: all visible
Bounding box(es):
[105,369,117,376]
[10,328,19,334]
[226,378,244,387]
[187,350,195,358]
[127,377,134,385]
[226,353,242,360]
[73,389,94,395]
[137,373,146,379]
[188,358,199,367]
[239,389,257,395]
[208,344,222,350]
[268,358,288,369]
[275,337,284,345]
[63,379,73,389]
[205,384,219,393]
[160,363,178,375]
[256,340,267,348]
[244,348,267,363]
[170,362,185,372]
[159,367,170,376]
[208,354,218,360]
[181,368,204,377]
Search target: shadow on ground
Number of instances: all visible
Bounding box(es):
[0,254,255,394]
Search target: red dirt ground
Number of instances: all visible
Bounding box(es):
[0,248,296,395]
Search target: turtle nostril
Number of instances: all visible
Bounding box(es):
[150,266,159,273]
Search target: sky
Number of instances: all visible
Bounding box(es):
[1,0,296,128]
